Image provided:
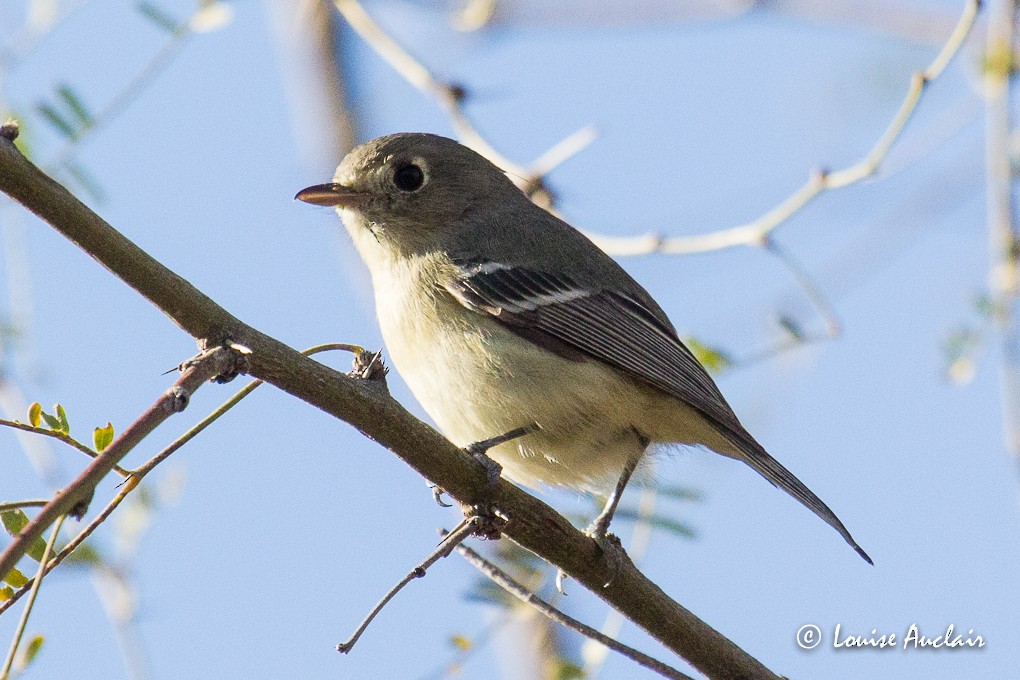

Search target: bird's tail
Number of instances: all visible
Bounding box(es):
[720,424,873,565]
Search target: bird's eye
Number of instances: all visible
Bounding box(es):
[393,163,425,192]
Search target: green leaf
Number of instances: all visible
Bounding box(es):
[3,567,28,588]
[27,402,41,428]
[449,634,472,651]
[60,541,102,567]
[35,102,78,140]
[56,85,93,128]
[683,336,733,374]
[39,412,61,431]
[55,403,69,434]
[93,422,115,452]
[776,315,805,341]
[1,510,50,562]
[0,585,13,601]
[19,635,44,669]
[555,661,585,680]
[653,483,703,502]
[973,293,997,319]
[137,2,182,33]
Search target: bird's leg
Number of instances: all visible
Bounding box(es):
[463,422,539,489]
[558,430,647,593]
[587,446,643,541]
[454,423,540,540]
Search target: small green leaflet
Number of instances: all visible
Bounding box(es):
[27,402,41,428]
[683,336,733,374]
[1,510,50,562]
[93,422,115,452]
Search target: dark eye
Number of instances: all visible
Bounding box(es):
[393,163,425,192]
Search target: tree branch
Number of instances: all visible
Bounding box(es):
[984,0,1020,461]
[0,345,236,584]
[585,0,981,256]
[0,131,780,680]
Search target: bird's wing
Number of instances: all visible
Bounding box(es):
[444,258,872,564]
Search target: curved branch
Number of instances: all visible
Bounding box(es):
[0,131,779,680]
[584,0,981,256]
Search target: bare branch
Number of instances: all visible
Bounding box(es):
[764,239,841,339]
[0,500,48,513]
[0,344,360,616]
[337,519,477,654]
[0,477,134,618]
[0,127,781,680]
[0,419,130,477]
[0,346,238,584]
[330,0,594,192]
[0,513,64,679]
[583,0,981,256]
[455,540,695,680]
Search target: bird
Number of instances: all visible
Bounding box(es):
[296,132,871,564]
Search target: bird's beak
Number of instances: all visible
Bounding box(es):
[294,183,371,208]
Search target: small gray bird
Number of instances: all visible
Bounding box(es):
[297,132,871,564]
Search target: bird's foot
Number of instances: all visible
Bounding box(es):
[556,518,627,593]
[462,443,503,491]
[430,483,452,507]
[462,422,539,491]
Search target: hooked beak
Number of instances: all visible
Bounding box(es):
[294,183,371,208]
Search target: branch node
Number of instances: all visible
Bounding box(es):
[0,119,19,142]
[168,384,190,412]
[351,347,388,381]
[459,504,509,541]
[445,82,468,104]
[67,487,95,521]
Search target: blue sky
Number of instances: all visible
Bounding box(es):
[2,1,1018,679]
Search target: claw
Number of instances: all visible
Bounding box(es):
[462,422,538,491]
[431,484,452,508]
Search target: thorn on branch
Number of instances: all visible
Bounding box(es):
[177,342,251,384]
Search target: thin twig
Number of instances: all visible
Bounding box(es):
[132,342,362,477]
[0,419,130,477]
[0,478,136,618]
[0,343,359,616]
[337,519,477,654]
[455,541,695,680]
[0,501,47,513]
[764,239,842,338]
[583,0,982,256]
[330,0,595,190]
[529,125,599,177]
[0,513,64,679]
[0,346,236,584]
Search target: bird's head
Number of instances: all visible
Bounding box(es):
[296,133,524,256]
